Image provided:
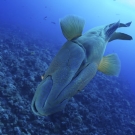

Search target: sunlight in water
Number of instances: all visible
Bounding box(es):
[119,0,135,7]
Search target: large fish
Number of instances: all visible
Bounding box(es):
[31,15,132,116]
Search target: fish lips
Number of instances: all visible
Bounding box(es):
[31,75,69,116]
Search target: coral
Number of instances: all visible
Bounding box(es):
[0,25,135,135]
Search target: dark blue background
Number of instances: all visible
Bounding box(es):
[0,0,134,91]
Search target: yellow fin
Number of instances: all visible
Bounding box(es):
[60,15,85,40]
[98,53,121,77]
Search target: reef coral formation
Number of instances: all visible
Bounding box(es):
[0,26,135,135]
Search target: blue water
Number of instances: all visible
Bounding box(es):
[0,0,135,134]
[1,0,134,91]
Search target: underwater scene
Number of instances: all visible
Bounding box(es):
[0,0,135,135]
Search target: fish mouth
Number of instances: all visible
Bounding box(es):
[31,75,53,116]
[31,41,86,116]
[31,75,69,116]
[32,98,68,116]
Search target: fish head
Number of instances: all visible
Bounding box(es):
[31,75,70,116]
[31,41,86,116]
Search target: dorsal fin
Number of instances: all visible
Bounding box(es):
[60,15,85,40]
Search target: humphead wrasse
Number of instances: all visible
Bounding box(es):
[31,15,132,116]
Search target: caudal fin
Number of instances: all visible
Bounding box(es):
[109,32,132,42]
[105,21,120,41]
[109,21,133,42]
[119,21,132,27]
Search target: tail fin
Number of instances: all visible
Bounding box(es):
[105,21,120,41]
[109,21,132,42]
[109,32,132,42]
[119,21,132,28]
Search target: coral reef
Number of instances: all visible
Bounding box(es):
[0,26,135,135]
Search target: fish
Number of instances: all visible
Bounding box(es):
[44,16,47,20]
[31,15,132,116]
[51,22,56,24]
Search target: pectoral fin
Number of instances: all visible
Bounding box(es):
[109,32,132,42]
[60,15,85,40]
[98,53,121,77]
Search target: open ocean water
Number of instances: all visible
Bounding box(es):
[0,0,135,135]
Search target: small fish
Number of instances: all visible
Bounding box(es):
[44,16,47,20]
[51,22,56,24]
[31,15,132,116]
